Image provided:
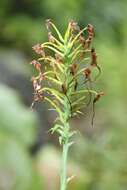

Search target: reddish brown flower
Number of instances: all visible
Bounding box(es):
[32,44,45,57]
[79,35,86,47]
[34,92,44,102]
[70,63,77,75]
[48,32,55,43]
[55,53,63,64]
[61,83,67,94]
[91,48,97,66]
[30,60,41,72]
[90,48,101,80]
[83,68,91,78]
[86,24,94,47]
[31,77,41,91]
[87,24,94,34]
[39,73,45,82]
[69,20,80,32]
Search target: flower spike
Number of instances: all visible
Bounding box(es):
[29,19,104,190]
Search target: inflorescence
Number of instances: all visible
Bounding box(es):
[30,19,104,126]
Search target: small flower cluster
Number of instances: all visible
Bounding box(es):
[30,19,104,125]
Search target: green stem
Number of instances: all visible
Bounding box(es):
[60,138,69,190]
[60,49,72,190]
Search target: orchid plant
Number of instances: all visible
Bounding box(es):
[30,19,104,190]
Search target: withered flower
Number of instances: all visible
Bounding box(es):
[91,47,97,66]
[55,53,63,64]
[30,60,41,72]
[69,20,80,32]
[39,73,45,83]
[61,83,67,94]
[45,19,52,31]
[31,77,41,91]
[83,68,91,78]
[93,92,104,103]
[31,77,44,108]
[70,63,77,75]
[48,32,55,43]
[87,24,94,34]
[79,35,86,47]
[32,44,45,57]
[91,48,101,80]
[86,24,94,47]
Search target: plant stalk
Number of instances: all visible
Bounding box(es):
[60,138,69,190]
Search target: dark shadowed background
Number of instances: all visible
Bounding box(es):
[0,0,127,189]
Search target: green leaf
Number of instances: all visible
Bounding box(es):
[71,89,97,96]
[42,42,64,52]
[69,131,77,138]
[71,96,86,107]
[44,97,63,121]
[64,23,71,44]
[51,22,64,43]
[42,44,64,57]
[50,124,63,134]
[42,87,64,105]
[70,26,87,47]
[59,136,62,145]
[69,44,82,58]
[45,76,62,86]
[72,103,86,113]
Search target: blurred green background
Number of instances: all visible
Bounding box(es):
[0,0,127,189]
